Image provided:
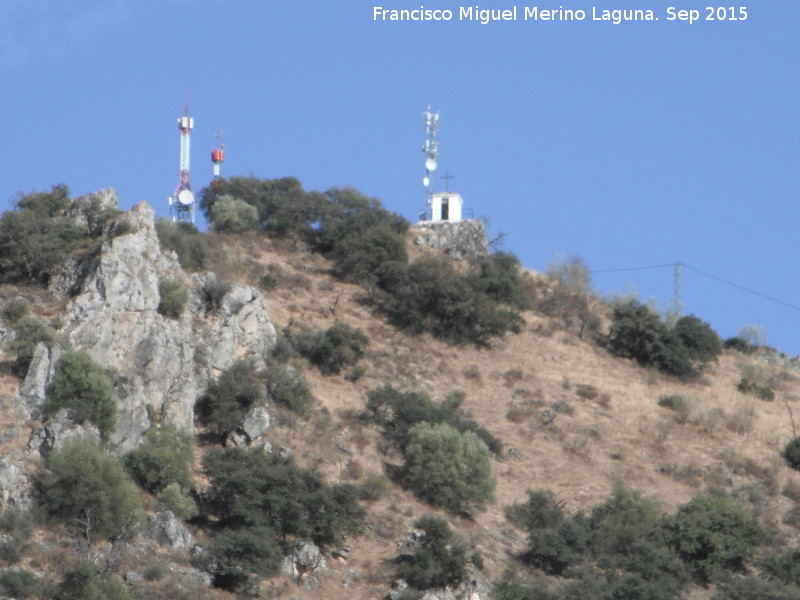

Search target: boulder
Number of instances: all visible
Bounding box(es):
[146,511,196,552]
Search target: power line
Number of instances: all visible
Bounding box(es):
[589,262,677,274]
[590,260,800,314]
[680,262,800,313]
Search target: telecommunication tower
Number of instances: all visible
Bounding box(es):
[211,129,225,181]
[168,96,195,223]
[422,106,440,199]
[419,107,463,223]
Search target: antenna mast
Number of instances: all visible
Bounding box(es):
[211,129,225,181]
[168,92,196,223]
[422,106,440,213]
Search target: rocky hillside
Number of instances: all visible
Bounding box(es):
[1,187,800,600]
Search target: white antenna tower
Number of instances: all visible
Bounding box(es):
[168,92,196,223]
[422,106,440,202]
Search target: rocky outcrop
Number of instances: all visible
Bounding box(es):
[20,194,277,454]
[412,220,489,261]
[146,511,196,552]
[282,540,327,578]
[64,187,119,230]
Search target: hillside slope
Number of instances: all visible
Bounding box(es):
[1,193,799,600]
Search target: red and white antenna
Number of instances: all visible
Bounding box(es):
[168,92,195,223]
[211,129,225,181]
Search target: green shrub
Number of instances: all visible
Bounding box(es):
[737,365,775,401]
[200,176,321,239]
[0,568,40,599]
[724,336,759,354]
[508,489,566,531]
[124,424,194,494]
[524,519,589,575]
[374,256,523,346]
[266,363,313,413]
[195,359,264,443]
[588,484,667,556]
[328,222,408,285]
[202,447,364,546]
[658,394,694,423]
[397,516,467,590]
[358,470,388,502]
[3,299,29,324]
[205,526,283,592]
[784,438,800,471]
[292,322,369,375]
[467,251,530,310]
[492,581,557,600]
[154,218,207,271]
[0,509,34,564]
[37,440,142,544]
[674,315,723,363]
[366,385,502,454]
[710,576,800,600]
[157,277,188,318]
[143,563,168,581]
[760,548,800,586]
[155,482,199,520]
[208,194,259,233]
[258,272,278,292]
[200,277,231,312]
[53,562,134,600]
[515,492,588,576]
[666,491,764,580]
[403,422,494,515]
[0,185,87,284]
[43,351,116,441]
[9,316,58,377]
[608,301,718,379]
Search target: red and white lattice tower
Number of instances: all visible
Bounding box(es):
[168,95,195,223]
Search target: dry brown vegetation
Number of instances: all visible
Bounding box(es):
[5,230,800,599]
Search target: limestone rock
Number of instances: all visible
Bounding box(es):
[28,410,101,455]
[411,220,489,261]
[282,540,327,577]
[37,198,277,453]
[0,458,32,509]
[242,406,271,441]
[18,343,63,415]
[146,511,196,551]
[64,188,119,229]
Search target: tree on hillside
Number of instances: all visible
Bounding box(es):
[0,185,87,284]
[402,422,494,515]
[608,301,720,379]
[195,359,264,443]
[202,447,364,546]
[208,194,259,233]
[43,351,117,441]
[37,440,142,559]
[123,424,194,495]
[397,515,467,590]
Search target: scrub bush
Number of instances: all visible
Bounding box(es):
[402,422,494,515]
[43,351,116,441]
[157,277,188,318]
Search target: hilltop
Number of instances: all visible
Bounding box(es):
[1,183,800,600]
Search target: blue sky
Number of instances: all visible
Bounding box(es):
[2,1,800,354]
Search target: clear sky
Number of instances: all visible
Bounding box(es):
[2,1,799,354]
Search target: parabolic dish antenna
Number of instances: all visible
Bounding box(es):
[178,189,195,206]
[425,158,438,172]
[423,176,430,187]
